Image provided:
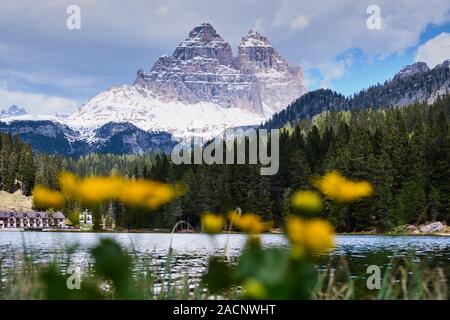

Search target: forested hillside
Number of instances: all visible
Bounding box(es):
[1,96,449,232]
[0,133,35,195]
[155,95,449,232]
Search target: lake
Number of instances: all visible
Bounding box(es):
[1,232,449,287]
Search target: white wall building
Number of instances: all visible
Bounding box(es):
[0,211,66,229]
[79,209,93,226]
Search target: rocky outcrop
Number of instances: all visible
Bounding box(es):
[136,55,262,113]
[435,59,450,69]
[394,62,430,80]
[391,222,447,235]
[419,222,445,233]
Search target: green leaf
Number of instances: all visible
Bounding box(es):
[201,257,233,294]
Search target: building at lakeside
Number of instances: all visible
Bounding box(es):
[79,207,116,231]
[0,210,66,229]
[79,209,93,230]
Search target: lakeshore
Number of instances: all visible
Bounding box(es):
[1,226,449,236]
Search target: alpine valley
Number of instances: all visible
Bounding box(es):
[0,23,449,156]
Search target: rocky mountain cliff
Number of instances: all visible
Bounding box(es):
[133,23,306,116]
[69,23,307,139]
[236,30,306,115]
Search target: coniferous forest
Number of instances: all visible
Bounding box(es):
[1,96,449,232]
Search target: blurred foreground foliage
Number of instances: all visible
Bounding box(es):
[0,237,445,300]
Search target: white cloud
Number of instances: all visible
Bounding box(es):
[289,15,309,30]
[0,86,79,115]
[318,57,353,89]
[0,0,449,107]
[302,52,354,90]
[155,4,170,17]
[0,69,96,91]
[270,0,450,64]
[415,32,450,68]
[3,0,448,59]
[251,18,267,33]
[0,43,12,60]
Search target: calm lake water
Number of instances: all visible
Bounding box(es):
[1,232,449,284]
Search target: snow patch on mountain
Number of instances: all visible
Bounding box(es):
[0,113,61,124]
[67,85,265,140]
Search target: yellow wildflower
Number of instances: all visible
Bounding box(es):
[286,216,306,257]
[313,171,373,202]
[286,216,334,255]
[54,172,178,210]
[202,213,225,234]
[118,180,175,209]
[243,279,267,299]
[228,212,272,234]
[58,171,78,196]
[291,190,323,213]
[32,185,64,210]
[228,210,241,226]
[77,176,123,203]
[303,219,334,253]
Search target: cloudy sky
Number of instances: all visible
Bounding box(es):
[1,0,450,114]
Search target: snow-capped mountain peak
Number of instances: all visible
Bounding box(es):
[240,30,272,47]
[68,23,307,140]
[0,105,28,118]
[173,23,233,66]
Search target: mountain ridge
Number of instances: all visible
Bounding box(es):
[263,59,450,129]
[0,120,174,156]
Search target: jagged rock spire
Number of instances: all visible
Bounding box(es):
[240,30,272,47]
[172,23,233,66]
[186,23,223,42]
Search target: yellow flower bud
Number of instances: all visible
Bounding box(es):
[286,216,334,255]
[313,171,373,202]
[228,212,272,234]
[303,219,334,253]
[243,279,267,299]
[58,171,78,196]
[55,172,177,210]
[32,185,64,210]
[291,190,323,214]
[202,213,225,234]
